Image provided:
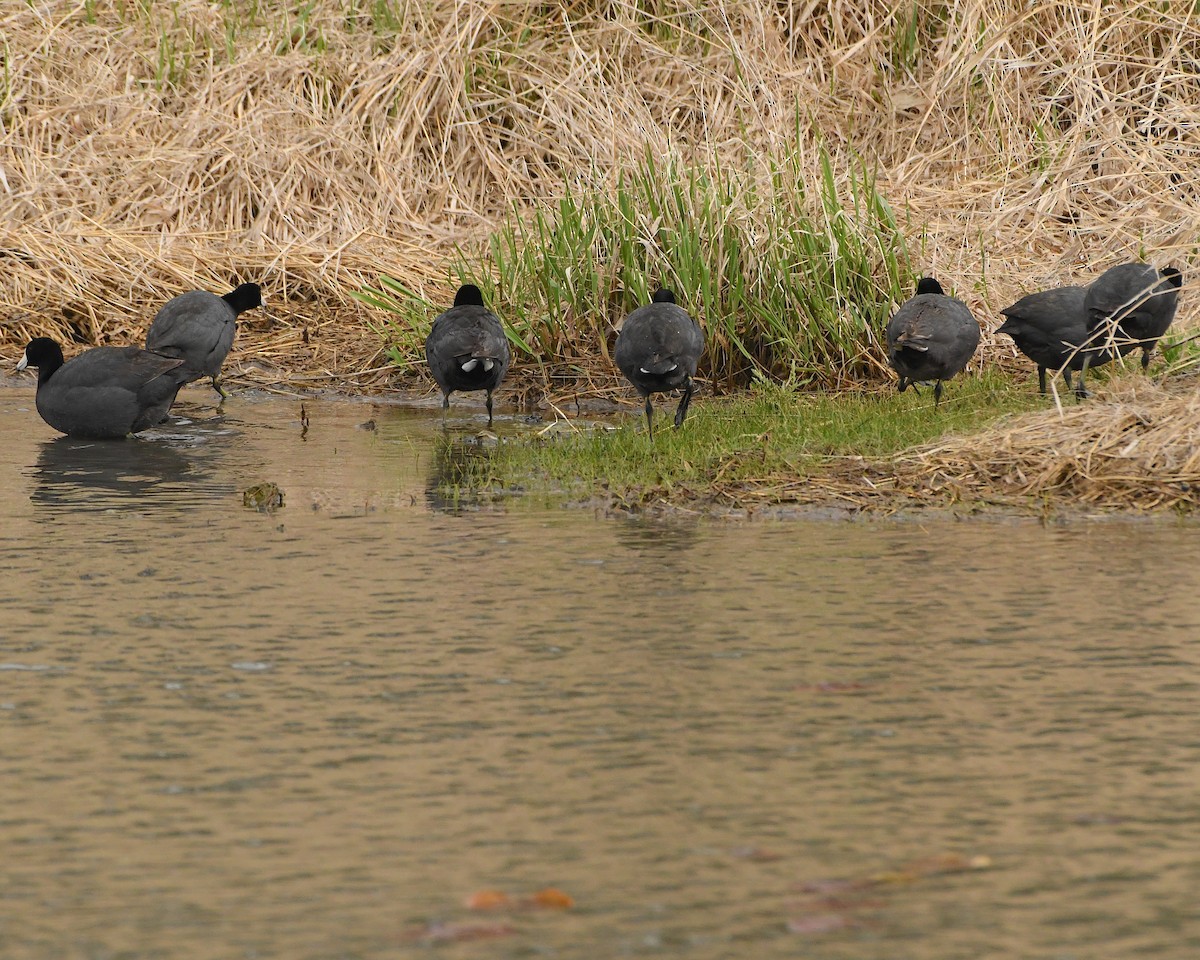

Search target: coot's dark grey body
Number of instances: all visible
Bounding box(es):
[17,337,192,439]
[145,282,261,397]
[614,289,704,437]
[1083,263,1182,371]
[998,285,1114,396]
[424,284,511,425]
[885,277,980,406]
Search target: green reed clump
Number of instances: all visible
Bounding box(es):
[351,274,430,372]
[359,143,912,392]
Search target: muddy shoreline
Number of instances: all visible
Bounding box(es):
[7,359,1198,521]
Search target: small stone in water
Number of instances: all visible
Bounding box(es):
[243,482,284,512]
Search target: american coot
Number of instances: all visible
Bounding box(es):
[885,277,981,406]
[17,337,193,439]
[997,285,1115,397]
[614,289,704,438]
[145,282,262,398]
[424,284,511,426]
[1083,262,1183,372]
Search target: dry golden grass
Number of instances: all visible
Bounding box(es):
[715,374,1200,513]
[891,376,1200,510]
[1,0,1197,397]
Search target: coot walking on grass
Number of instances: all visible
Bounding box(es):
[17,337,192,439]
[885,277,980,407]
[997,285,1114,396]
[614,289,703,438]
[1083,262,1182,372]
[145,282,262,398]
[424,284,511,426]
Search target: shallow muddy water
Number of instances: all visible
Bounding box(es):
[2,385,1200,959]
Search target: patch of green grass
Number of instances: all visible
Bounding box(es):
[350,275,430,373]
[1157,330,1200,377]
[359,140,914,394]
[453,371,1049,505]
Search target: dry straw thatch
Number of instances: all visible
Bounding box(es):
[717,376,1200,512]
[0,1,1198,392]
[893,377,1200,510]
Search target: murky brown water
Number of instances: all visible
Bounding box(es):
[3,385,1200,959]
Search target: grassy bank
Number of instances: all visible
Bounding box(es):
[434,369,1200,515]
[1,2,1196,397]
[440,371,1047,510]
[359,146,911,392]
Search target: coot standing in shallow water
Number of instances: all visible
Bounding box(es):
[1083,262,1183,377]
[145,282,262,398]
[997,285,1114,397]
[614,288,704,438]
[885,276,980,407]
[424,284,511,426]
[17,337,193,439]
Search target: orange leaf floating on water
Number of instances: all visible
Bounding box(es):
[465,886,574,911]
[902,853,992,877]
[524,887,574,910]
[465,889,512,911]
[400,920,516,943]
[868,853,992,886]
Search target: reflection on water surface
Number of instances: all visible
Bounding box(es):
[2,388,1200,959]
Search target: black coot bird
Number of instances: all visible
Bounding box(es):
[614,289,704,438]
[145,282,262,398]
[17,337,192,439]
[997,285,1115,397]
[885,277,980,406]
[424,284,511,426]
[1083,262,1183,373]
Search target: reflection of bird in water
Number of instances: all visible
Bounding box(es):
[29,437,221,512]
[424,431,495,516]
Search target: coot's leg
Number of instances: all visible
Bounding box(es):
[674,378,694,429]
